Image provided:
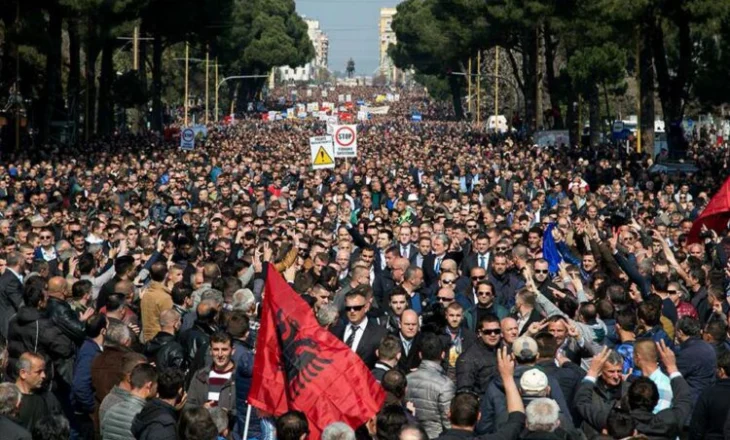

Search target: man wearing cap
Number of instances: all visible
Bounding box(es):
[476,335,573,435]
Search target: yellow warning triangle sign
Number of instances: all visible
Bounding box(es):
[313,146,334,165]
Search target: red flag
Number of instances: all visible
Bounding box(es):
[688,176,730,243]
[248,266,385,438]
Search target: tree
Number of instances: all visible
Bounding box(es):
[346,58,355,78]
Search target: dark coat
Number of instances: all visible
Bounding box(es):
[46,296,86,345]
[143,331,186,371]
[488,271,525,309]
[91,345,131,408]
[630,375,693,440]
[333,318,387,369]
[0,271,23,339]
[71,338,102,414]
[689,377,730,440]
[422,252,465,288]
[675,337,717,409]
[373,269,395,309]
[178,320,217,368]
[573,377,630,438]
[455,339,500,394]
[0,415,31,440]
[131,399,178,440]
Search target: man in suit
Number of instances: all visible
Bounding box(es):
[394,309,421,372]
[335,287,387,369]
[373,247,400,309]
[0,252,25,339]
[396,225,418,262]
[462,234,492,275]
[422,234,464,288]
[413,236,431,268]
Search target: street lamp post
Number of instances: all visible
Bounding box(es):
[214,75,268,122]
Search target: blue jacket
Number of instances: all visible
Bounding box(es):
[71,339,102,414]
[676,337,717,411]
[233,339,260,438]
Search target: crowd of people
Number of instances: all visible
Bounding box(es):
[0,85,728,440]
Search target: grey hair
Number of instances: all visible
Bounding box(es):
[201,288,224,305]
[87,243,103,255]
[322,422,355,440]
[0,383,20,415]
[606,350,624,366]
[525,398,560,432]
[105,321,131,346]
[433,233,451,248]
[316,304,339,328]
[231,289,255,312]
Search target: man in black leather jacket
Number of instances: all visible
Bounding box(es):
[45,277,94,347]
[143,309,185,371]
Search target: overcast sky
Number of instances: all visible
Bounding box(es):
[295,0,402,75]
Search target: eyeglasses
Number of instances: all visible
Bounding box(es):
[496,247,508,252]
[534,269,549,274]
[441,279,456,285]
[437,296,454,302]
[477,291,493,297]
[471,276,486,281]
[667,290,679,294]
[40,235,52,240]
[345,305,365,312]
[480,328,501,336]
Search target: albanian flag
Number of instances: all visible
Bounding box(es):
[688,176,730,244]
[248,266,385,438]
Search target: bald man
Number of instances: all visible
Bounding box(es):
[144,309,185,370]
[46,276,90,344]
[634,339,673,412]
[500,317,519,345]
[396,309,422,372]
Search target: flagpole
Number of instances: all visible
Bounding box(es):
[243,403,252,440]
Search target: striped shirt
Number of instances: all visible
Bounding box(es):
[207,365,234,402]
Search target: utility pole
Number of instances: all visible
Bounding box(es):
[214,58,219,123]
[184,42,189,126]
[535,27,543,131]
[132,26,139,70]
[477,51,481,126]
[467,57,472,115]
[494,47,499,120]
[636,33,642,153]
[15,1,20,151]
[205,49,210,124]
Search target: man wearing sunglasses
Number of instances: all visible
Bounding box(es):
[455,314,503,395]
[334,288,386,369]
[532,259,560,303]
[466,280,508,332]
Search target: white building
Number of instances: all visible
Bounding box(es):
[279,18,329,83]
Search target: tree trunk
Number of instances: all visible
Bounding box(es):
[448,73,464,120]
[85,16,99,140]
[639,26,655,156]
[97,39,115,135]
[150,35,164,132]
[67,17,81,144]
[133,25,148,133]
[543,23,563,129]
[521,31,537,134]
[567,92,579,147]
[589,84,601,146]
[40,6,63,145]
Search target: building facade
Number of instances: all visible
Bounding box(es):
[279,18,329,83]
[379,8,398,82]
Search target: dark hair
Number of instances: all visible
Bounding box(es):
[106,293,126,313]
[477,314,500,329]
[557,294,579,318]
[651,272,670,293]
[705,319,727,343]
[209,331,232,346]
[677,316,701,338]
[72,279,93,300]
[376,405,409,440]
[226,310,250,339]
[627,377,659,411]
[535,332,559,358]
[382,369,407,400]
[378,335,402,361]
[23,281,46,309]
[595,299,614,320]
[130,363,157,389]
[172,282,193,306]
[178,407,219,440]
[31,415,70,440]
[637,302,661,327]
[114,255,136,277]
[616,308,638,333]
[419,332,444,361]
[450,392,480,427]
[606,407,635,439]
[150,261,168,282]
[276,411,309,440]
[157,368,185,399]
[578,302,598,322]
[77,253,96,275]
[85,314,107,339]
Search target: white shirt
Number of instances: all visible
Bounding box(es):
[344,317,368,353]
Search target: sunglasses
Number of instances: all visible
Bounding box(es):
[667,290,679,294]
[496,247,508,252]
[437,296,454,302]
[345,305,365,312]
[534,269,549,274]
[471,276,486,281]
[477,290,493,296]
[41,235,52,239]
[441,279,456,285]
[480,328,501,336]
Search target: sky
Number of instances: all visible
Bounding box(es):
[295,0,402,75]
